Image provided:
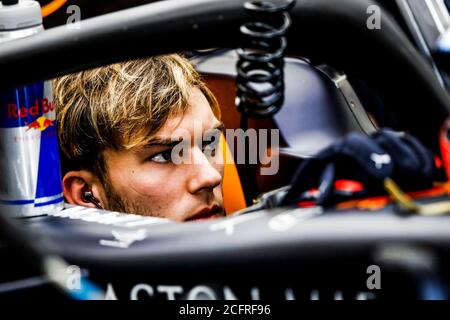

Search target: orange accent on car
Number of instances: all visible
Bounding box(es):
[336,196,389,211]
[221,135,247,215]
[42,0,68,18]
[336,182,450,211]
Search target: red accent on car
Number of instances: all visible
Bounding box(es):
[334,179,364,193]
[440,118,450,180]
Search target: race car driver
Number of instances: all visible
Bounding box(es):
[53,54,226,222]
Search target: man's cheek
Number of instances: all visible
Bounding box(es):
[215,184,224,203]
[213,161,225,180]
[132,191,170,211]
[127,175,168,198]
[152,196,186,221]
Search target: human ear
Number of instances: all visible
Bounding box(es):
[62,171,104,209]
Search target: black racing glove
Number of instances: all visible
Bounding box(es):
[281,128,436,207]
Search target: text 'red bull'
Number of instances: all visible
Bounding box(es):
[7,98,55,118]
[0,85,63,217]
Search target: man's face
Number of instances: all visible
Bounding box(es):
[101,88,225,222]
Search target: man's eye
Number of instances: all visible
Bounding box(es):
[202,137,220,155]
[149,150,172,163]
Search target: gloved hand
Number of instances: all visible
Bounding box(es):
[281,128,436,207]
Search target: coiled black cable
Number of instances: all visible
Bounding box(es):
[235,0,295,206]
[236,0,295,121]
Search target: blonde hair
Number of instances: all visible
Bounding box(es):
[53,54,220,180]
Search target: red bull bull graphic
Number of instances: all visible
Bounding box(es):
[26,116,55,131]
[0,81,64,217]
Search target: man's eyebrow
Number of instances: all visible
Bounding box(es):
[143,122,225,148]
[143,137,183,148]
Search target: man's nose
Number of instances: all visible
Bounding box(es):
[187,147,222,194]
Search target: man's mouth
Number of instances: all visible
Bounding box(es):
[187,204,224,222]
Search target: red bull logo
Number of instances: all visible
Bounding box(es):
[8,98,55,119]
[6,98,56,132]
[26,116,55,132]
